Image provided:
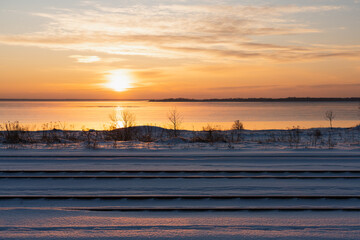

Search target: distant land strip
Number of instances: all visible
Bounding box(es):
[149,97,360,102]
[0,97,359,102]
[0,99,147,102]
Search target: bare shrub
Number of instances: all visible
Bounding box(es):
[58,122,78,142]
[123,110,137,141]
[1,121,33,144]
[121,110,136,129]
[109,109,136,129]
[83,129,99,149]
[168,108,183,137]
[325,110,335,129]
[41,122,62,144]
[231,120,244,142]
[327,130,336,149]
[203,124,218,142]
[41,121,78,144]
[287,126,301,148]
[232,120,244,130]
[309,129,322,147]
[108,109,137,141]
[192,124,226,143]
[108,110,120,131]
[324,110,336,148]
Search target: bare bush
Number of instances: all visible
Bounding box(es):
[324,110,336,148]
[168,108,183,137]
[121,110,136,129]
[40,122,78,145]
[231,120,244,142]
[203,124,218,142]
[83,129,99,149]
[109,109,136,129]
[59,122,78,142]
[327,130,336,149]
[108,109,137,141]
[232,120,244,130]
[287,126,301,148]
[309,129,322,147]
[325,110,335,129]
[1,121,33,144]
[41,122,61,144]
[191,124,226,143]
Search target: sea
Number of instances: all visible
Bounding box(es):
[0,101,358,130]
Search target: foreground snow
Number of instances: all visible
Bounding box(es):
[0,126,359,151]
[1,210,360,240]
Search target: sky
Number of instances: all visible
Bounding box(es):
[0,0,359,99]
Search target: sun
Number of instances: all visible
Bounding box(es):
[106,70,133,92]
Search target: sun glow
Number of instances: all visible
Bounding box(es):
[106,70,133,92]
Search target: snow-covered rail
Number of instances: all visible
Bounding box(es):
[1,175,360,179]
[1,151,360,239]
[0,152,359,211]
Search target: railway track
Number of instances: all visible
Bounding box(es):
[1,175,360,179]
[1,154,360,211]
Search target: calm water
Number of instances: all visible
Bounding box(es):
[0,101,358,130]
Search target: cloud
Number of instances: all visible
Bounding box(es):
[69,55,100,63]
[206,83,360,95]
[208,85,281,91]
[297,83,360,89]
[134,70,168,79]
[0,2,356,63]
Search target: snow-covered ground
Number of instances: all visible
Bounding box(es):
[0,126,359,151]
[1,210,360,240]
[0,151,359,239]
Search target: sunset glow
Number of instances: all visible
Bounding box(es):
[106,70,133,92]
[0,0,359,99]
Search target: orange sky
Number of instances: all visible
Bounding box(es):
[0,1,359,99]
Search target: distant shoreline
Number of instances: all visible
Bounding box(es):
[150,98,360,102]
[0,97,359,102]
[0,99,147,102]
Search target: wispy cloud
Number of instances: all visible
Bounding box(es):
[69,55,100,63]
[0,2,356,63]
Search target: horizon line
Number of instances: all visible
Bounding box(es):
[0,97,359,102]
